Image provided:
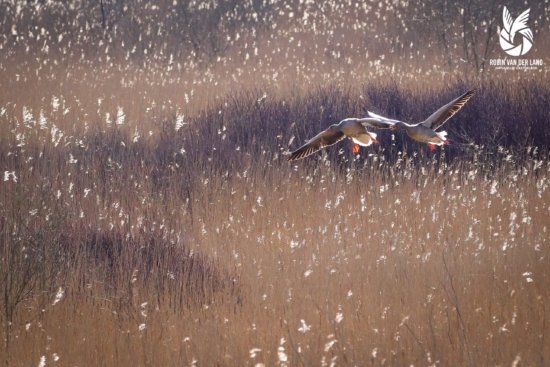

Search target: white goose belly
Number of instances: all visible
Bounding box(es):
[407,126,444,144]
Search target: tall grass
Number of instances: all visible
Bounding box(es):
[1,1,549,364]
[1,80,549,365]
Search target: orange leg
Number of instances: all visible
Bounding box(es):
[351,142,360,154]
[427,144,437,152]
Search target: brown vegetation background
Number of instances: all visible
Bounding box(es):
[1,0,549,366]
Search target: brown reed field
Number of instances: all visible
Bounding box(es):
[1,1,550,366]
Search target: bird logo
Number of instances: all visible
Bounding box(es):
[499,6,533,56]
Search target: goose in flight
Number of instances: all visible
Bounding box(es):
[287,117,393,161]
[367,89,475,151]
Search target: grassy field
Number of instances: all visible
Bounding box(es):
[1,82,549,366]
[1,1,550,366]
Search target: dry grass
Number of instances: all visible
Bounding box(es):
[2,157,550,366]
[1,1,550,365]
[1,88,549,364]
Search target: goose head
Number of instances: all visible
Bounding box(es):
[390,121,406,131]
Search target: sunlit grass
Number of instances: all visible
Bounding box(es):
[1,1,549,365]
[1,84,549,365]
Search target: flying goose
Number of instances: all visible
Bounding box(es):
[287,117,392,161]
[367,90,475,151]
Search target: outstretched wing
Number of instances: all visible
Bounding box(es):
[363,111,403,128]
[287,128,345,161]
[357,117,394,129]
[421,90,475,130]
